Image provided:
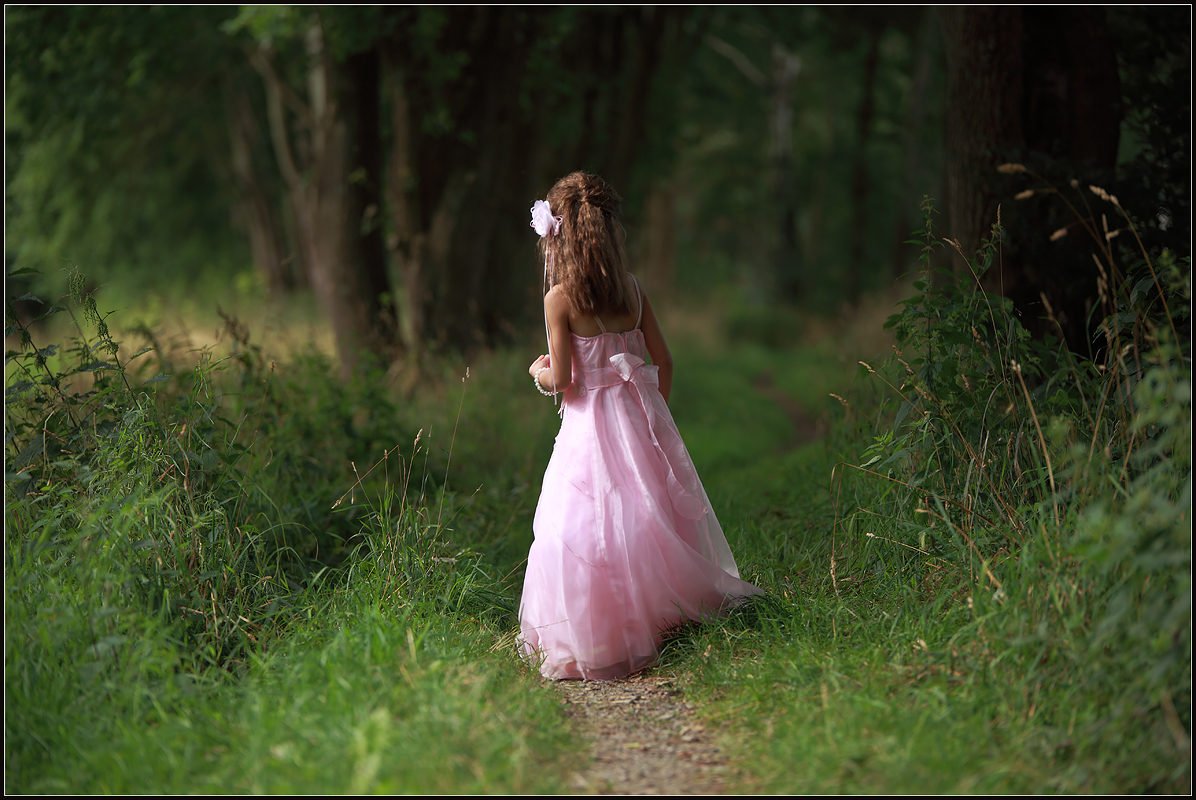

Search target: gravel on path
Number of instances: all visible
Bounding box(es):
[553,672,741,795]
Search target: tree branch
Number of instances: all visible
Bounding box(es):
[246,45,303,192]
[704,34,766,87]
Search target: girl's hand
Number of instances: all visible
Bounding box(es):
[528,354,550,378]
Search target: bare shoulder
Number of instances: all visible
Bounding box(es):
[544,285,570,312]
[544,285,572,328]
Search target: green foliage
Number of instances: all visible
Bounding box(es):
[6,7,247,298]
[1107,5,1191,260]
[848,199,1052,563]
[9,556,573,793]
[643,181,1189,793]
[831,189,1189,789]
[5,271,576,792]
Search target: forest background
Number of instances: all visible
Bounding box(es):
[5,5,1192,794]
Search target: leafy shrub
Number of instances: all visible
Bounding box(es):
[4,270,510,789]
[832,181,1190,790]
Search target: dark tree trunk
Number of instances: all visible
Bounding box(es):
[846,28,882,305]
[607,8,672,194]
[940,6,1025,270]
[383,8,549,353]
[225,77,291,295]
[343,48,396,350]
[771,42,802,304]
[1020,7,1122,166]
[942,7,1122,353]
[382,45,427,353]
[251,24,398,372]
[382,7,684,355]
[558,8,685,201]
[892,8,937,280]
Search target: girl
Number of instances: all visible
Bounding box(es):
[519,172,761,681]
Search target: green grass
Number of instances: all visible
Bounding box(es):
[655,433,1189,792]
[649,213,1191,793]
[16,602,575,794]
[7,255,1189,793]
[4,278,577,794]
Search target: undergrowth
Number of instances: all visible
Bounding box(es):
[664,179,1190,793]
[4,268,570,792]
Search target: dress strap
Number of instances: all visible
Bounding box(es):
[593,276,640,334]
[633,275,644,330]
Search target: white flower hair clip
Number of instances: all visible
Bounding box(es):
[530,200,562,238]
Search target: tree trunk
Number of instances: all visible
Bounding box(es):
[892,9,937,281]
[381,7,683,354]
[940,6,1025,273]
[251,25,397,373]
[846,29,882,305]
[607,8,672,194]
[343,48,397,351]
[771,42,802,304]
[382,48,427,354]
[639,183,676,301]
[383,7,543,353]
[225,77,290,295]
[941,7,1122,352]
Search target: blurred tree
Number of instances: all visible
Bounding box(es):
[670,7,937,310]
[890,8,943,280]
[381,6,542,354]
[818,7,927,304]
[5,7,254,295]
[381,6,690,354]
[225,65,296,295]
[228,7,397,370]
[7,5,977,358]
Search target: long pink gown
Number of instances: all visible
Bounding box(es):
[519,293,762,680]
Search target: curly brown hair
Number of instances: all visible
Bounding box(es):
[538,171,634,317]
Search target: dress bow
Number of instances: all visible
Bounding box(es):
[608,353,706,521]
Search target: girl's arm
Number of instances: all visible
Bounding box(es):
[530,287,573,395]
[639,290,673,404]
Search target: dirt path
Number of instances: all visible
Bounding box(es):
[751,370,824,449]
[554,672,740,794]
[549,371,817,794]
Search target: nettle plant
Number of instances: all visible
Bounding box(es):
[844,198,1050,579]
[6,267,172,497]
[5,268,285,670]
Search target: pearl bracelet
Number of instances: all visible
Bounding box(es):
[534,367,557,396]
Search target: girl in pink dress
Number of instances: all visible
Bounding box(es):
[519,171,761,681]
